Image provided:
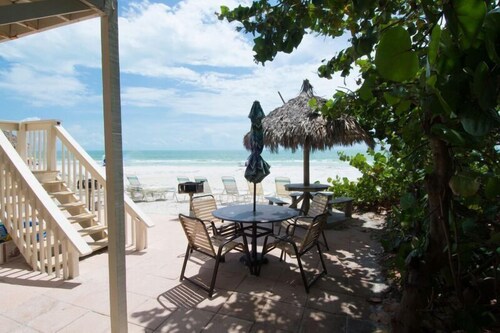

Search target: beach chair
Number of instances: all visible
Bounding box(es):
[261,213,328,292]
[178,214,250,298]
[221,176,248,203]
[247,181,266,203]
[194,176,212,194]
[275,176,302,201]
[125,175,174,202]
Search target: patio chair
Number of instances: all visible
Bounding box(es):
[261,213,328,293]
[126,175,174,202]
[178,214,250,298]
[194,176,212,194]
[221,176,248,202]
[283,192,330,250]
[191,194,239,237]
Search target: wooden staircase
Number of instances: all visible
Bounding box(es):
[33,170,108,254]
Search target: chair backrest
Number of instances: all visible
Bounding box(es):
[177,176,190,183]
[247,181,264,196]
[178,214,216,256]
[221,176,239,195]
[127,175,142,188]
[191,195,218,222]
[275,177,290,197]
[307,193,329,217]
[195,177,212,194]
[299,213,328,253]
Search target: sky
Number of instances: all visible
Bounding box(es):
[0,0,357,151]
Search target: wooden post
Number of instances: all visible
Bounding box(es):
[46,122,57,171]
[303,144,310,186]
[17,122,27,163]
[101,1,128,332]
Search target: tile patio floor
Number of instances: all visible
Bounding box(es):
[0,203,390,333]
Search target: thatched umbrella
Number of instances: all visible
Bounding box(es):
[244,79,373,186]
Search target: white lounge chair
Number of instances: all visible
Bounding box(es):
[221,176,248,203]
[194,176,212,194]
[126,175,174,202]
[247,181,266,203]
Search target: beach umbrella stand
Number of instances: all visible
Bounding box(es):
[244,101,270,212]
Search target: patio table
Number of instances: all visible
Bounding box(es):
[212,204,298,275]
[284,183,330,214]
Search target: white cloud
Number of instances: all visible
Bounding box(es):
[0,65,96,107]
[0,0,358,149]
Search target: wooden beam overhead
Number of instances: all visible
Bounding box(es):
[0,0,103,26]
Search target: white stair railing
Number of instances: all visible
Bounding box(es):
[15,120,153,251]
[1,119,153,261]
[0,130,92,278]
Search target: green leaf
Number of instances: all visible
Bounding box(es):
[400,193,416,210]
[358,81,374,101]
[428,25,441,66]
[383,92,400,106]
[452,0,487,49]
[449,174,480,197]
[375,27,419,82]
[485,177,500,199]
[484,8,500,64]
[459,104,493,136]
[473,62,496,110]
[430,124,466,146]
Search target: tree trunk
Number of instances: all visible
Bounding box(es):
[394,137,452,332]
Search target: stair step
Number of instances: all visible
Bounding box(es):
[68,213,95,224]
[87,238,108,252]
[58,202,86,210]
[50,191,74,197]
[78,225,107,237]
[32,170,59,182]
[41,180,64,186]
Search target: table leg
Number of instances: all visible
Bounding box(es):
[188,193,194,216]
[300,192,312,214]
[251,223,257,274]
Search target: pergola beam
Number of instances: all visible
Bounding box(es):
[0,0,105,25]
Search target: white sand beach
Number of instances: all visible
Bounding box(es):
[124,163,361,198]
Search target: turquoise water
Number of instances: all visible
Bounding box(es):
[87,146,370,167]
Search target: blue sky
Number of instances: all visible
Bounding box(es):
[0,0,356,150]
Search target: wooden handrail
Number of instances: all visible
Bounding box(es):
[0,131,92,279]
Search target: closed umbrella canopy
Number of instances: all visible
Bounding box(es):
[245,101,271,184]
[244,79,373,185]
[245,101,270,211]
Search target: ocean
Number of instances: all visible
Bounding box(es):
[87,146,369,168]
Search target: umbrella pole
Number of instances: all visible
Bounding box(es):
[253,183,257,212]
[303,144,310,186]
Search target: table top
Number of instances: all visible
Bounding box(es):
[285,183,329,192]
[212,204,298,223]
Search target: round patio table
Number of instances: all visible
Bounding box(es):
[284,183,330,214]
[212,204,298,275]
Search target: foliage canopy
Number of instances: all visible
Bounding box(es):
[220,0,500,331]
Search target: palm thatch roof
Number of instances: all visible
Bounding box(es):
[244,79,373,152]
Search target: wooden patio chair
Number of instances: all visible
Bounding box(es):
[191,194,239,237]
[178,214,250,298]
[283,192,330,250]
[261,213,328,293]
